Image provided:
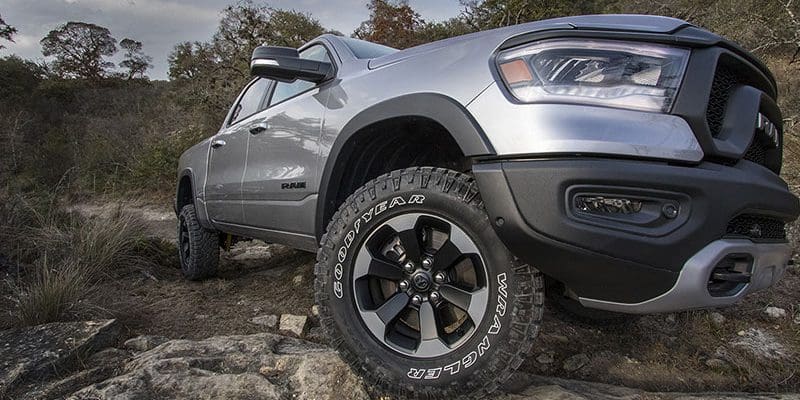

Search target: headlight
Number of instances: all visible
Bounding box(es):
[496,39,690,113]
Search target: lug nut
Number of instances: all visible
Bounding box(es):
[411,295,423,305]
[434,272,446,284]
[429,291,440,303]
[403,261,415,273]
[399,280,409,291]
[421,257,433,269]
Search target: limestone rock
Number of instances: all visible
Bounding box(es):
[279,314,308,338]
[562,354,590,372]
[69,333,368,400]
[249,315,278,329]
[730,328,790,360]
[765,306,787,319]
[0,319,120,398]
[123,335,168,352]
[536,351,555,365]
[709,312,725,326]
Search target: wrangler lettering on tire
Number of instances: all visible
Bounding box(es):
[314,167,545,399]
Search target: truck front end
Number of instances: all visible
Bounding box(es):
[469,16,800,313]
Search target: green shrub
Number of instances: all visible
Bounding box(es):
[128,127,207,193]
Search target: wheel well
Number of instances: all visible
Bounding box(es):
[320,116,470,236]
[177,175,194,211]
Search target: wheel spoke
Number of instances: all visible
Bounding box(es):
[354,251,404,281]
[368,258,404,281]
[418,302,439,340]
[432,239,462,271]
[440,284,488,324]
[439,284,472,310]
[354,246,405,281]
[447,224,480,255]
[416,337,451,356]
[396,229,422,262]
[375,292,410,324]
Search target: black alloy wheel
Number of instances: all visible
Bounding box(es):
[353,212,489,357]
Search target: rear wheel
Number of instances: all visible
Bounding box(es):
[315,167,544,399]
[178,204,219,280]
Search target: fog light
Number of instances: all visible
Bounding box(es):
[574,196,643,215]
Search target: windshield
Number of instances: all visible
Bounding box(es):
[340,37,397,59]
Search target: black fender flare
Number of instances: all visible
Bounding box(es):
[315,93,495,239]
[175,169,195,214]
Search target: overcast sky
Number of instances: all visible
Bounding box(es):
[0,0,463,80]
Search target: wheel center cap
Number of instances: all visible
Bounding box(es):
[411,271,432,291]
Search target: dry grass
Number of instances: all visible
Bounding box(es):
[1,191,154,326]
[11,258,87,325]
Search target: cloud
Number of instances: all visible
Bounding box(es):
[0,0,461,79]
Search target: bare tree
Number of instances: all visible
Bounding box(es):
[119,38,153,79]
[353,0,423,49]
[749,0,800,62]
[0,13,17,49]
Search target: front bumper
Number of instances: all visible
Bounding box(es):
[579,239,790,313]
[473,158,799,313]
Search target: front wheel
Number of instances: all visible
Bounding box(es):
[314,167,544,399]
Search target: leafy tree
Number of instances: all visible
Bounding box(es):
[461,0,605,30]
[607,0,800,60]
[0,13,17,49]
[0,56,42,107]
[167,1,325,128]
[40,21,117,80]
[414,17,476,43]
[119,38,153,79]
[168,41,216,80]
[213,1,325,74]
[354,0,424,49]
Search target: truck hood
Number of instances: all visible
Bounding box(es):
[369,14,691,69]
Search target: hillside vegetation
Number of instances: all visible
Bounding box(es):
[1,0,799,197]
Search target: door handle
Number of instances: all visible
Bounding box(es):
[250,122,270,135]
[211,139,226,148]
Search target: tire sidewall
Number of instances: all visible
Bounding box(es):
[320,172,533,392]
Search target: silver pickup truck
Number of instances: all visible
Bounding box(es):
[175,14,799,399]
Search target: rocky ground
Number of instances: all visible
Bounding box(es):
[0,202,798,399]
[2,319,798,399]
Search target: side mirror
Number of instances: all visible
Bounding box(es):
[250,46,333,83]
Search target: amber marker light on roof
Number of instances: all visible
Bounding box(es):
[498,59,533,84]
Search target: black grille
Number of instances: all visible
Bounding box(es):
[726,214,786,241]
[706,65,739,137]
[743,140,767,165]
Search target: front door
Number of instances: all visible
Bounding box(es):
[241,44,333,242]
[205,78,271,225]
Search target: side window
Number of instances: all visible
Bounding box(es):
[230,78,270,125]
[269,45,331,106]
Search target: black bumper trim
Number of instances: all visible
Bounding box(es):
[473,158,799,304]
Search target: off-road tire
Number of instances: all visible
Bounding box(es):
[314,167,544,399]
[178,204,219,280]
